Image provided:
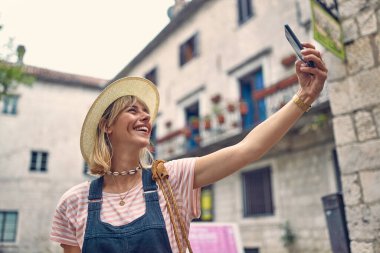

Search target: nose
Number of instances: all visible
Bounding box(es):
[141,111,151,122]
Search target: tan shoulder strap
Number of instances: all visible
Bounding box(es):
[152,160,193,253]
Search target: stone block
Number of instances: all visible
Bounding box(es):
[346,204,376,240]
[339,0,367,19]
[342,18,359,43]
[333,115,357,145]
[351,241,374,253]
[325,51,347,81]
[357,9,378,36]
[354,111,378,141]
[349,67,380,110]
[375,32,380,63]
[338,139,380,174]
[346,36,375,74]
[328,80,353,115]
[373,106,380,135]
[360,170,380,203]
[342,174,362,206]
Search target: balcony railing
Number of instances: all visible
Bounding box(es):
[156,74,329,159]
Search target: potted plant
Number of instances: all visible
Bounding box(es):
[211,94,222,104]
[240,100,248,115]
[203,115,212,130]
[189,116,199,129]
[165,120,172,129]
[217,114,225,124]
[183,127,192,138]
[227,103,235,113]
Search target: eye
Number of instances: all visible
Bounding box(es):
[126,107,137,113]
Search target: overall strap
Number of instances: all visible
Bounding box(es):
[142,169,159,202]
[88,176,104,211]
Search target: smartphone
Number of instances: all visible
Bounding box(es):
[284,24,315,68]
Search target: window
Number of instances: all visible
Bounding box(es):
[145,68,158,86]
[185,101,200,150]
[193,185,214,222]
[238,0,254,24]
[239,68,266,129]
[179,33,199,66]
[242,167,273,217]
[30,151,48,172]
[0,211,18,242]
[2,95,19,115]
[245,248,260,253]
[83,162,89,175]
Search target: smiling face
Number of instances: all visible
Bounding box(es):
[106,99,152,150]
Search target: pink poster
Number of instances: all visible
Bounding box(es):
[188,223,243,253]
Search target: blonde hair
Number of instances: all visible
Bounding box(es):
[88,95,154,175]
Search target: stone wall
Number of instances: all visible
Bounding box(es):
[329,0,380,252]
[213,123,337,253]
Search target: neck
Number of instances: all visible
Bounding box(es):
[110,147,141,172]
[103,147,142,193]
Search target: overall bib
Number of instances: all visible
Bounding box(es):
[82,169,173,253]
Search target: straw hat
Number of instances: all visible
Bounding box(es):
[80,76,159,163]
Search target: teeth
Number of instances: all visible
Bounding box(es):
[135,126,148,132]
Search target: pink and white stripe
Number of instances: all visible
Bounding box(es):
[50,158,201,253]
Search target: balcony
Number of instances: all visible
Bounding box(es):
[156,73,329,159]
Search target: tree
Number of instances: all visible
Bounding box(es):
[0,24,34,100]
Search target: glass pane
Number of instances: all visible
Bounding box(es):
[5,213,17,223]
[31,152,37,162]
[3,231,16,242]
[0,213,4,231]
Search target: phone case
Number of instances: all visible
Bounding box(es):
[284,24,315,68]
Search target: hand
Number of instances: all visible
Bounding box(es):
[295,43,328,104]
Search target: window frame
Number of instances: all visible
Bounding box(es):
[2,94,20,115]
[238,0,254,24]
[242,167,274,217]
[0,211,18,243]
[179,33,199,67]
[29,151,49,172]
[144,67,158,86]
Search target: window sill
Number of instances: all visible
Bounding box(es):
[0,242,18,247]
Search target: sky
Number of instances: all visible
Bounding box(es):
[0,0,174,80]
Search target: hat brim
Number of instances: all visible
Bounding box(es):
[80,76,159,163]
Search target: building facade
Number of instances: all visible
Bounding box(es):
[112,0,341,252]
[330,0,380,252]
[0,67,105,253]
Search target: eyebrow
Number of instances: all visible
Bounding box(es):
[128,104,149,113]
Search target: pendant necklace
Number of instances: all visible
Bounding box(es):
[111,174,140,206]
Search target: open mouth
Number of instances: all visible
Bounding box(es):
[134,126,149,134]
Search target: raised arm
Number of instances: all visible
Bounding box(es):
[194,43,327,189]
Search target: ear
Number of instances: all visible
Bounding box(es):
[105,125,113,134]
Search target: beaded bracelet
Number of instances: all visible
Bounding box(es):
[292,94,312,112]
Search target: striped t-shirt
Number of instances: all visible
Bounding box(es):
[50,158,200,252]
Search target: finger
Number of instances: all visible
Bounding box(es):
[295,60,306,74]
[300,65,328,81]
[301,42,316,49]
[301,48,322,59]
[303,54,327,71]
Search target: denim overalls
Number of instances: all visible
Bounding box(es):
[82,169,173,253]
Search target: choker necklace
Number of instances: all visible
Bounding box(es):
[106,166,141,176]
[111,175,140,206]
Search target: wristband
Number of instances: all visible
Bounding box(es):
[292,94,311,112]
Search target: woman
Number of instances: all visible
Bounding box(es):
[50,43,327,252]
